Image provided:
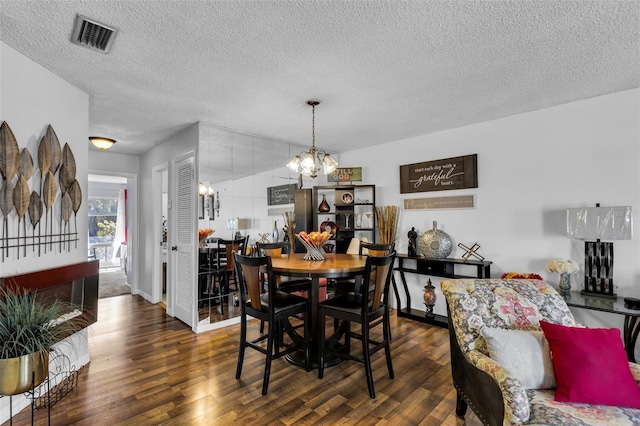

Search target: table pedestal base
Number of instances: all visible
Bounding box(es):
[285,343,344,369]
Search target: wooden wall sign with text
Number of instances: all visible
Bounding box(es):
[267,183,296,205]
[403,195,475,210]
[327,167,362,182]
[399,154,478,194]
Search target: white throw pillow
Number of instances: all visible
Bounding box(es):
[481,327,555,389]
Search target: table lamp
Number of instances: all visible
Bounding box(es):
[566,204,632,298]
[225,217,248,239]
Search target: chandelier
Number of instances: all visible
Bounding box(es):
[286,100,338,178]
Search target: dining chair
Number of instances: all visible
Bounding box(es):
[211,237,246,312]
[256,241,312,293]
[256,241,312,336]
[233,252,311,395]
[334,241,395,296]
[318,251,397,399]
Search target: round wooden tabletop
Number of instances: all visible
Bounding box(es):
[270,253,366,278]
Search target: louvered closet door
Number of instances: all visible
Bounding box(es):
[172,154,196,328]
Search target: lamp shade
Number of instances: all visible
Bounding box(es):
[322,154,338,174]
[286,156,301,172]
[89,136,116,150]
[566,206,633,240]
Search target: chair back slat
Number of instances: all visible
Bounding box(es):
[217,238,245,271]
[256,241,288,257]
[241,264,263,310]
[359,241,395,257]
[264,247,282,257]
[361,252,396,313]
[370,262,392,311]
[234,253,273,311]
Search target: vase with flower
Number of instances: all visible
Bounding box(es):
[546,258,579,296]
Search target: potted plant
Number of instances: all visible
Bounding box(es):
[0,285,86,395]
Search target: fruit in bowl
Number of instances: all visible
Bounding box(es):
[198,228,214,240]
[297,231,331,248]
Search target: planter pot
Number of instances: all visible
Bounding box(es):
[0,350,49,395]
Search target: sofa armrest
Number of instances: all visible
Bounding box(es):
[466,350,531,425]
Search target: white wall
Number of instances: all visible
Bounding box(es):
[339,88,640,345]
[0,42,89,275]
[89,150,140,176]
[138,124,199,300]
[198,123,313,244]
[0,41,90,423]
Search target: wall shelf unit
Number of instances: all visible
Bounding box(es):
[312,185,376,253]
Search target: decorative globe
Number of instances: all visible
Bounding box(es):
[418,221,453,259]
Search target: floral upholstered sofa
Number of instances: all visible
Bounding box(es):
[441,278,640,426]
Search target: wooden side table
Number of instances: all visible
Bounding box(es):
[564,291,640,362]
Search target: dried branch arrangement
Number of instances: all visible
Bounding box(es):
[282,211,296,254]
[375,205,399,245]
[0,121,81,261]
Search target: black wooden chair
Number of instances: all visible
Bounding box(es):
[256,241,311,293]
[334,241,395,296]
[215,237,247,308]
[233,252,311,395]
[318,251,397,398]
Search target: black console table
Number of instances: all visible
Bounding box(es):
[564,291,640,362]
[393,254,492,328]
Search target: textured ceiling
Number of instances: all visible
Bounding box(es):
[1,1,638,156]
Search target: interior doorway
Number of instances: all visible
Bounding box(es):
[153,164,170,312]
[88,173,137,298]
[160,169,169,309]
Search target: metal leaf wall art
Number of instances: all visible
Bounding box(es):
[28,190,43,254]
[0,122,82,260]
[0,180,14,260]
[13,175,29,258]
[0,121,20,181]
[46,124,62,175]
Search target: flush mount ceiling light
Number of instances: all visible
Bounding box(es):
[89,136,116,150]
[287,100,338,179]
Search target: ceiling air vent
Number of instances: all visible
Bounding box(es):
[71,14,118,53]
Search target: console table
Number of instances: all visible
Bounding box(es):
[564,291,640,362]
[393,254,492,328]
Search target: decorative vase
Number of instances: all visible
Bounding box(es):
[320,218,337,236]
[558,273,571,295]
[318,194,330,213]
[418,221,453,259]
[423,278,436,318]
[0,350,49,395]
[272,220,279,243]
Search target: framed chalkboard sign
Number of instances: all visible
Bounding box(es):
[400,154,478,194]
[267,183,296,206]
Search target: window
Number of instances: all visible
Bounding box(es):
[88,197,118,245]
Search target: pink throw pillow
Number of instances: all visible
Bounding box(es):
[540,321,640,408]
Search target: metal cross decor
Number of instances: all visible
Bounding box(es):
[458,242,484,262]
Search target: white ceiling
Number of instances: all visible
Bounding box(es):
[1,1,638,156]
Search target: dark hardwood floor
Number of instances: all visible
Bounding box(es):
[5,295,482,425]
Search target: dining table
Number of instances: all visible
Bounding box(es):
[269,252,367,367]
